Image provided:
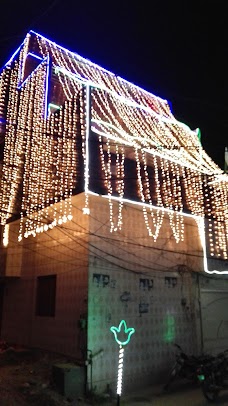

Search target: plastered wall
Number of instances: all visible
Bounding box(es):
[87,195,203,393]
[1,194,89,359]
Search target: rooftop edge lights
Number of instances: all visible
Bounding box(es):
[29,30,168,102]
[17,56,48,90]
[27,52,43,61]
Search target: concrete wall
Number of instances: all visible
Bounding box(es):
[1,194,89,360]
[87,195,203,393]
[3,192,226,393]
[198,273,228,355]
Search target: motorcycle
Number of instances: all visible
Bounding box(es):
[197,349,228,402]
[164,343,212,391]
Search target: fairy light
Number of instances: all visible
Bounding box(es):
[84,84,90,209]
[44,55,50,119]
[0,67,11,225]
[91,89,209,172]
[18,33,30,86]
[115,143,125,230]
[98,133,125,232]
[0,31,227,267]
[135,148,165,240]
[18,61,34,241]
[2,62,20,224]
[3,224,9,247]
[79,85,90,214]
[35,32,221,174]
[14,50,77,239]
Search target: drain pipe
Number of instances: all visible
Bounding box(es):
[86,349,93,393]
[86,349,104,393]
[197,273,204,354]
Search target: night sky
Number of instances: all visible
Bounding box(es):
[0,0,227,170]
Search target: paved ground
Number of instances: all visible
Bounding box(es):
[1,346,228,405]
[105,382,228,406]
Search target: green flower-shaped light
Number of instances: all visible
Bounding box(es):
[110,320,135,346]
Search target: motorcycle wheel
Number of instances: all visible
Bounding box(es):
[163,363,181,391]
[202,379,219,403]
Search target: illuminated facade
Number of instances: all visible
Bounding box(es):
[0,31,227,268]
[0,31,228,393]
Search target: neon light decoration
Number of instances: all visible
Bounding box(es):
[27,52,43,61]
[48,103,61,116]
[0,31,227,273]
[110,320,135,346]
[110,320,135,399]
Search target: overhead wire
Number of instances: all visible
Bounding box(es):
[1,200,197,278]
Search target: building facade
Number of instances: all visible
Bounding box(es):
[0,31,228,393]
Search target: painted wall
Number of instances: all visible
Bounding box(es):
[3,192,226,393]
[1,194,89,360]
[199,273,228,355]
[87,195,203,393]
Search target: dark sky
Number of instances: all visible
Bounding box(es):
[0,0,227,170]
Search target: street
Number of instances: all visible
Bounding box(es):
[119,382,228,406]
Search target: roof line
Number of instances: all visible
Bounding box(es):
[29,30,168,104]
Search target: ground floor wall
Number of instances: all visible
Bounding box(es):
[199,273,228,355]
[87,261,199,394]
[86,195,205,393]
[0,195,89,360]
[1,193,227,394]
[1,272,87,358]
[86,269,228,395]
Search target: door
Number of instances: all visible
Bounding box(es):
[200,289,228,354]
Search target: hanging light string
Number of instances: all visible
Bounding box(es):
[91,88,210,172]
[1,62,20,225]
[141,150,164,241]
[15,56,78,239]
[36,35,172,121]
[35,33,222,172]
[0,67,11,225]
[210,180,228,259]
[99,135,124,232]
[79,87,89,213]
[135,147,164,240]
[0,32,227,260]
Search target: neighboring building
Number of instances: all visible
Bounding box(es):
[0,31,228,393]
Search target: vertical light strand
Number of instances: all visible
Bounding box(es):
[117,346,124,397]
[98,135,114,231]
[18,67,33,240]
[83,84,91,213]
[2,63,20,224]
[79,87,89,213]
[114,143,125,230]
[141,150,164,240]
[0,67,11,224]
[18,33,30,86]
[204,175,214,257]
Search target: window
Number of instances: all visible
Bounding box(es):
[36,275,56,317]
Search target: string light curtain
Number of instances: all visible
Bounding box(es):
[0,31,227,261]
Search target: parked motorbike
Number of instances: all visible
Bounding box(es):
[164,343,212,391]
[197,349,228,402]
